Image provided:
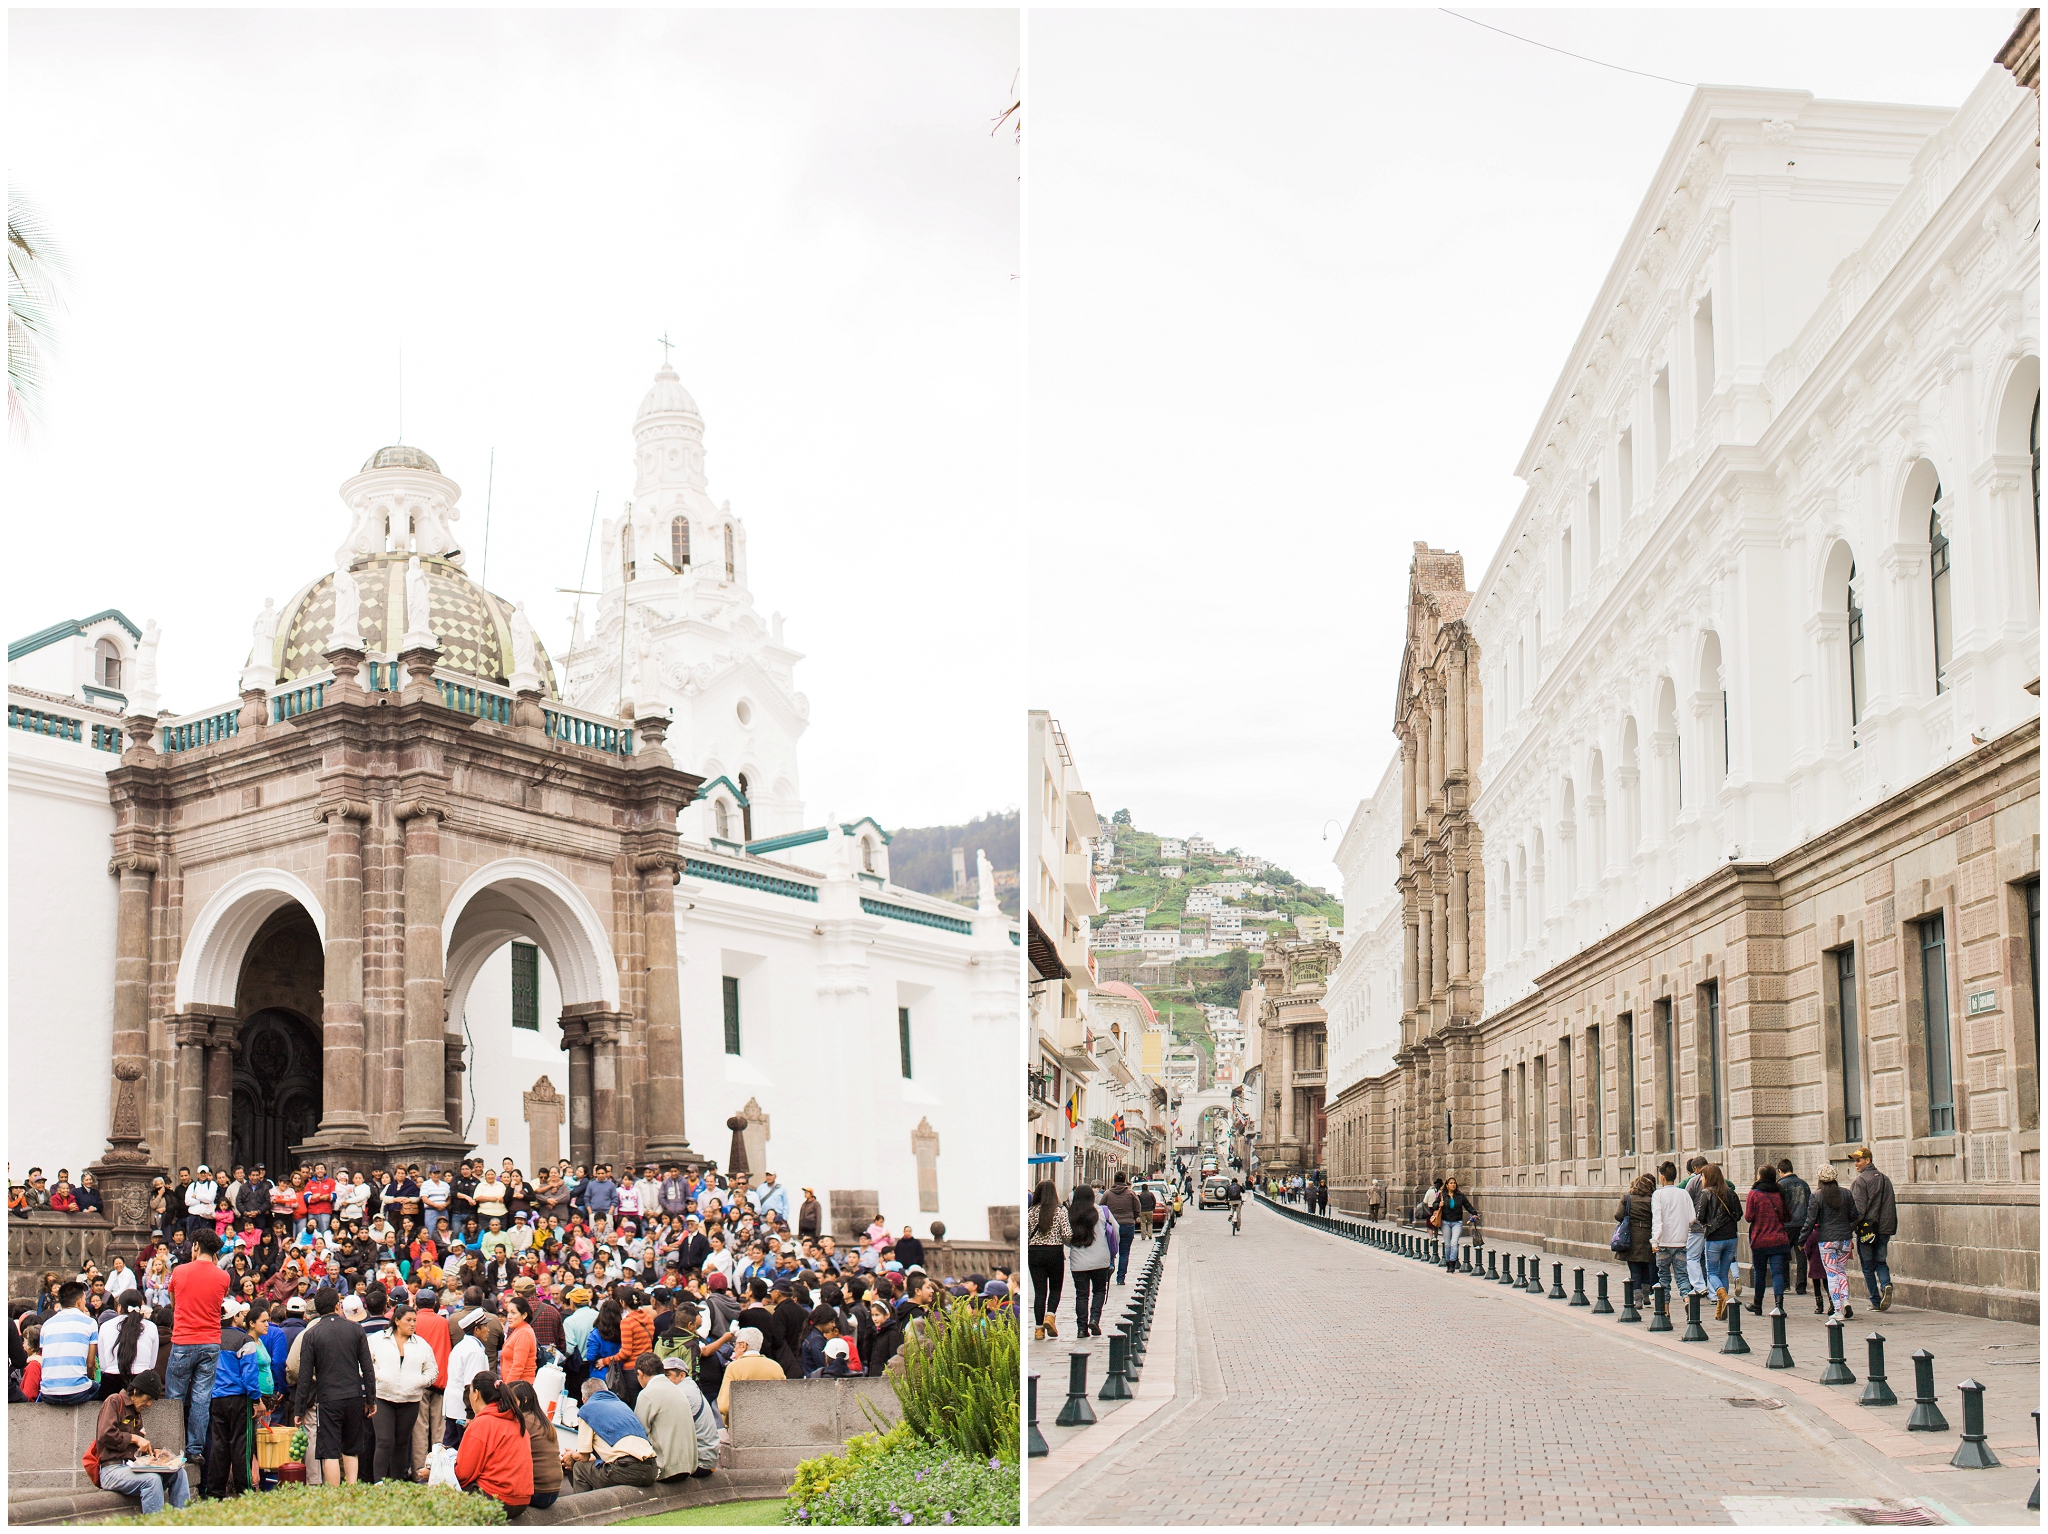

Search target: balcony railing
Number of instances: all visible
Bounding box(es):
[8,701,123,753]
[438,676,514,724]
[544,703,633,756]
[161,705,241,754]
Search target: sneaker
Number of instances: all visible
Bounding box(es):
[1879,1283,1894,1312]
[1714,1288,1728,1320]
[1730,1274,1743,1299]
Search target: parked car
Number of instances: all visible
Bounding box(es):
[1199,1175,1230,1210]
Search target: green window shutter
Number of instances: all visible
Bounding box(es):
[511,943,540,1031]
[898,1007,913,1080]
[723,976,742,1056]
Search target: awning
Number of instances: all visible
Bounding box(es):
[1027,1154,1065,1164]
[1028,913,1068,980]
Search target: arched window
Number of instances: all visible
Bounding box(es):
[723,525,736,580]
[621,521,636,583]
[1847,564,1867,738]
[95,638,122,691]
[671,517,690,569]
[861,836,876,873]
[1929,499,1952,694]
[713,798,731,839]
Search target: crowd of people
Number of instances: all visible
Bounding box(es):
[1389,1146,1902,1318]
[10,1155,1017,1518]
[1025,1171,1165,1342]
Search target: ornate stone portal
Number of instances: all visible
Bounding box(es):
[523,1076,566,1176]
[86,444,712,1247]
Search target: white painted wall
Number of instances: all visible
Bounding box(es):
[460,942,568,1169]
[8,731,120,1177]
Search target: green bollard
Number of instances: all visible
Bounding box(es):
[1486,1250,1499,1281]
[1820,1318,1857,1385]
[1764,1307,1795,1370]
[1592,1272,1613,1314]
[1949,1380,2000,1469]
[1027,1375,1048,1458]
[1570,1267,1590,1307]
[1682,1293,1709,1341]
[1906,1350,1947,1431]
[1549,1262,1568,1301]
[1858,1333,1896,1407]
[1098,1332,1133,1401]
[1721,1301,1750,1355]
[1648,1284,1673,1332]
[1513,1254,1526,1289]
[1054,1351,1096,1427]
[1618,1280,1641,1324]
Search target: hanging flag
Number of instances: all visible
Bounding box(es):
[1064,1087,1080,1129]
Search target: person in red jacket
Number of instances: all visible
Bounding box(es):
[411,1291,452,1473]
[454,1371,533,1515]
[1743,1165,1793,1316]
[304,1165,337,1234]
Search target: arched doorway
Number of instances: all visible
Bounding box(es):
[232,1010,322,1175]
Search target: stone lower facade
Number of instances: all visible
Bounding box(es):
[1330,720,2040,1322]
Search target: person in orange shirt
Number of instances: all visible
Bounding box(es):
[614,1290,654,1408]
[498,1294,537,1384]
[453,1370,532,1515]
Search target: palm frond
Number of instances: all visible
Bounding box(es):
[9,189,70,439]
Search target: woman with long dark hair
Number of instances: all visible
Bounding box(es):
[1064,1185,1112,1338]
[1743,1164,1792,1316]
[505,1380,563,1510]
[453,1369,533,1516]
[1026,1180,1071,1342]
[96,1291,158,1399]
[1696,1164,1743,1317]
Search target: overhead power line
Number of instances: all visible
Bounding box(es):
[1439,9,1696,89]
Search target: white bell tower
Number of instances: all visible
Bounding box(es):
[563,360,808,844]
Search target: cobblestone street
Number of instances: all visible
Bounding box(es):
[1028,1200,2039,1526]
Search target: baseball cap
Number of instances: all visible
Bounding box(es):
[663,1355,689,1374]
[981,1281,1010,1298]
[197,1164,210,1174]
[824,1338,849,1360]
[285,1296,307,1313]
[222,1297,249,1318]
[341,1295,367,1320]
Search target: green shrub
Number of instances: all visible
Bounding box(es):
[787,1422,916,1508]
[98,1481,510,1525]
[883,1296,1019,1462]
[784,1441,1018,1527]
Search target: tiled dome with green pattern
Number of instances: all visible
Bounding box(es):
[272,552,559,695]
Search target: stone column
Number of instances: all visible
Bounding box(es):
[1418,906,1434,1007]
[444,1033,466,1137]
[105,852,159,1162]
[396,801,449,1136]
[204,1026,235,1172]
[563,1026,595,1169]
[1414,711,1433,825]
[317,800,371,1139]
[1403,918,1420,1013]
[592,1024,623,1170]
[1400,738,1418,835]
[174,1020,208,1175]
[1428,686,1446,805]
[1449,867,1469,984]
[636,852,694,1164]
[1432,890,1448,996]
[1446,644,1467,778]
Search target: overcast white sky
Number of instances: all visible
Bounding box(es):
[10,8,1018,833]
[1028,7,2016,897]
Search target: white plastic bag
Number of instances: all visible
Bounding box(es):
[426,1444,461,1490]
[534,1363,565,1411]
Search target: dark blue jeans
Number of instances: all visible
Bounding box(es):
[1858,1236,1892,1305]
[162,1342,219,1459]
[1114,1223,1137,1282]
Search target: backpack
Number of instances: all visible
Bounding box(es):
[1609,1208,1631,1254]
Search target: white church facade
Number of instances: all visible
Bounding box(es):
[8,362,1019,1252]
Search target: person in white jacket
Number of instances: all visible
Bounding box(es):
[440,1313,491,1450]
[1648,1160,1699,1304]
[1064,1188,1114,1339]
[369,1306,439,1482]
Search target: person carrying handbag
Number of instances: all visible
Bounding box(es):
[1612,1173,1657,1306]
[1695,1165,1743,1319]
[1434,1179,1477,1272]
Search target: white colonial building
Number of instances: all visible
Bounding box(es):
[10,362,1020,1247]
[1472,71,2040,1011]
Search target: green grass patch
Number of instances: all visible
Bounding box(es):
[620,1498,789,1526]
[99,1482,507,1525]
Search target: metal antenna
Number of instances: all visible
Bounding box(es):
[397,339,404,444]
[571,490,600,645]
[479,447,495,587]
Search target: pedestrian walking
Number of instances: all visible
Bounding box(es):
[1136,1183,1157,1242]
[1801,1164,1858,1319]
[1649,1161,1695,1301]
[1613,1172,1656,1305]
[1774,1158,1813,1296]
[1065,1188,1112,1338]
[1743,1165,1792,1315]
[1848,1147,1897,1312]
[1432,1178,1477,1271]
[1366,1177,1383,1223]
[1026,1181,1070,1342]
[1681,1156,1710,1298]
[1696,1165,1742,1319]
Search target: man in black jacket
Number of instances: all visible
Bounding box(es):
[893,1225,927,1273]
[238,1166,275,1224]
[292,1287,377,1484]
[1775,1158,1813,1294]
[1849,1147,1899,1312]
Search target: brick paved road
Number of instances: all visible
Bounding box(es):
[1029,1199,2037,1525]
